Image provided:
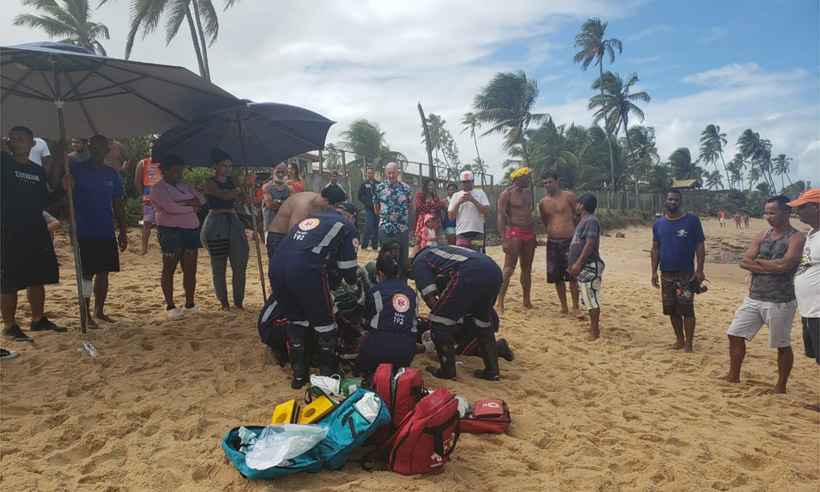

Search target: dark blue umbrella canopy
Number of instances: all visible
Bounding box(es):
[0,42,238,138]
[152,101,334,167]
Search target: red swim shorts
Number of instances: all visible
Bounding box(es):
[504,226,536,243]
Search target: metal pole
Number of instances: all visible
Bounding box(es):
[54,71,89,332]
[236,113,267,300]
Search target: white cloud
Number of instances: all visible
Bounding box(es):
[701,26,729,45]
[626,55,661,65]
[626,24,672,41]
[2,2,816,185]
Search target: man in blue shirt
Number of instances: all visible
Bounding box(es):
[651,190,706,352]
[65,135,128,327]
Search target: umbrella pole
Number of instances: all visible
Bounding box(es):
[56,101,89,333]
[246,168,267,300]
[234,112,267,300]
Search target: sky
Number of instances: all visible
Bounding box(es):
[1,0,818,185]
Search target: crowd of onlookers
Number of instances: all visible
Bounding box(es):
[2,127,818,412]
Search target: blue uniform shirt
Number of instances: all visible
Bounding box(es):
[412,245,483,297]
[70,159,124,240]
[277,211,359,285]
[365,279,418,334]
[652,213,705,273]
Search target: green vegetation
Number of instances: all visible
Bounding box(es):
[14,0,110,55]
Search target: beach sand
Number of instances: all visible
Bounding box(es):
[1,218,818,491]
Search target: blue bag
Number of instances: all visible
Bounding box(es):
[221,426,322,480]
[315,388,391,470]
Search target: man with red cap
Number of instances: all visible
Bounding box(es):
[788,188,820,408]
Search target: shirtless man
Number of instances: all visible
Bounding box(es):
[497,167,536,313]
[538,172,580,316]
[268,192,333,249]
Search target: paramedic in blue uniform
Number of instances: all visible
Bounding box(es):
[412,245,503,380]
[357,247,418,376]
[270,186,359,389]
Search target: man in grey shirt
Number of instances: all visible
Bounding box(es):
[725,195,805,393]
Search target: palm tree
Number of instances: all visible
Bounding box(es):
[705,170,723,190]
[100,0,241,81]
[461,111,483,170]
[342,119,385,166]
[747,165,761,193]
[727,153,745,190]
[738,129,776,192]
[574,17,622,190]
[14,0,110,55]
[472,71,547,162]
[772,154,793,192]
[589,71,650,180]
[698,124,730,189]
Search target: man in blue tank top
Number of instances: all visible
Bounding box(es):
[270,188,359,389]
[725,195,804,393]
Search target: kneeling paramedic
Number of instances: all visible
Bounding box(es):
[412,245,503,380]
[357,246,418,376]
[270,188,359,389]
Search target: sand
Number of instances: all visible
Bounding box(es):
[1,217,818,491]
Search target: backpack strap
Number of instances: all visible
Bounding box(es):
[422,413,461,457]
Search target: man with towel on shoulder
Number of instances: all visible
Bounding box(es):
[497,166,537,313]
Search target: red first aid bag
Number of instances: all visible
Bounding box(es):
[459,399,511,434]
[387,388,460,475]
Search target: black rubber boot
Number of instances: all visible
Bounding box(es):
[317,331,340,377]
[426,331,457,380]
[496,338,514,362]
[473,332,500,381]
[289,344,308,389]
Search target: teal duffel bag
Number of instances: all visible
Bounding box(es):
[315,388,391,470]
[221,426,322,480]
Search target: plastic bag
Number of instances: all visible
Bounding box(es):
[310,374,341,396]
[245,424,328,470]
[353,391,381,423]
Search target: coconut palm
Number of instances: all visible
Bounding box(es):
[461,111,483,169]
[472,71,547,161]
[705,170,723,190]
[100,0,241,81]
[772,154,793,192]
[14,0,110,55]
[698,124,730,189]
[738,129,776,192]
[574,17,622,190]
[342,119,385,166]
[589,71,650,178]
[727,153,745,190]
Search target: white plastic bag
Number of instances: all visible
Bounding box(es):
[310,374,341,396]
[353,391,381,423]
[245,424,328,470]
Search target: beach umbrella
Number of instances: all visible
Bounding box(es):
[152,101,335,299]
[151,101,334,167]
[0,42,238,331]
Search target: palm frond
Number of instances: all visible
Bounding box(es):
[165,0,192,45]
[197,0,220,45]
[13,13,76,38]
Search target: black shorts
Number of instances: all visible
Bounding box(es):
[270,251,335,332]
[546,238,571,283]
[79,239,120,276]
[803,317,819,364]
[1,225,59,294]
[157,226,201,254]
[661,271,695,317]
[431,257,502,329]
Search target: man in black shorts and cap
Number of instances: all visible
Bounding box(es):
[412,245,503,380]
[270,186,360,388]
[1,126,64,342]
[65,134,128,326]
